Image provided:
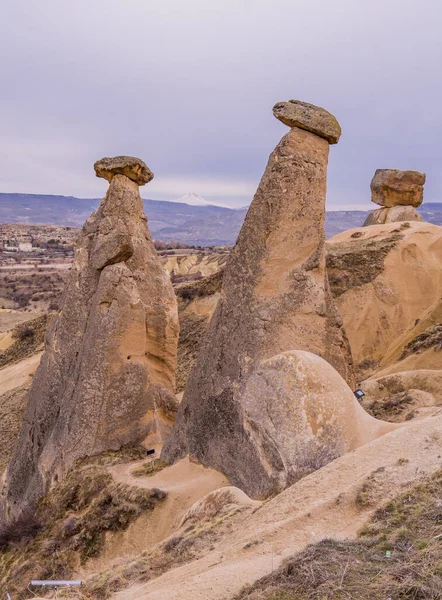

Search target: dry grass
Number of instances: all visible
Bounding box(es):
[0,384,29,474]
[326,233,401,298]
[236,469,442,599]
[131,459,169,478]
[175,269,223,304]
[367,392,415,421]
[0,451,166,599]
[71,497,249,599]
[0,314,48,368]
[400,324,442,359]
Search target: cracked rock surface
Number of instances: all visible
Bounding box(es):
[162,103,365,499]
[1,160,178,520]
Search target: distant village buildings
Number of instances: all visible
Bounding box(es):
[0,236,38,252]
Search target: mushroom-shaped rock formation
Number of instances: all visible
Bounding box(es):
[1,157,179,521]
[163,100,358,499]
[363,169,426,226]
[273,99,341,144]
[94,155,154,186]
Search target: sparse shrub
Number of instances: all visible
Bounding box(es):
[163,536,184,552]
[0,510,42,548]
[17,326,34,341]
[132,459,169,478]
[236,469,442,600]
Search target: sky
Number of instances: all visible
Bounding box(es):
[1,0,441,209]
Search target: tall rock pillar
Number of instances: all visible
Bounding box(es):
[162,101,360,498]
[1,156,179,520]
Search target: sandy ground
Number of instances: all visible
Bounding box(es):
[81,458,229,576]
[111,412,442,600]
[0,309,42,333]
[0,351,42,395]
[0,330,13,350]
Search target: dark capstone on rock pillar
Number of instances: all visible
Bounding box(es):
[162,101,355,499]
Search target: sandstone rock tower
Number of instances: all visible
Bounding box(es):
[162,100,369,498]
[363,169,425,226]
[1,156,179,520]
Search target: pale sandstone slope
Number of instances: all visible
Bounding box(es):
[327,221,442,376]
[110,412,442,600]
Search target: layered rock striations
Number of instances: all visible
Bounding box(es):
[1,156,179,520]
[162,101,383,499]
[363,169,425,226]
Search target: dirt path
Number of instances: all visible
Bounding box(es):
[0,352,42,395]
[111,457,229,542]
[81,458,229,576]
[111,413,442,600]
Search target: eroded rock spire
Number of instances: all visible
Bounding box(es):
[1,156,179,520]
[162,101,368,499]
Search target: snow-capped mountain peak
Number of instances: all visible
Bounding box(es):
[176,192,210,206]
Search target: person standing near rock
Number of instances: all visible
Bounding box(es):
[363,169,425,226]
[162,100,371,499]
[1,156,179,521]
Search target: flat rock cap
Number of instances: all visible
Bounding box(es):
[94,156,154,186]
[272,99,341,144]
[371,169,426,188]
[371,169,426,207]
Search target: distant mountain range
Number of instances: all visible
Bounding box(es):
[0,193,441,246]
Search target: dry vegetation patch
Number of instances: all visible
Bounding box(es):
[0,314,47,368]
[326,233,401,298]
[175,268,223,305]
[0,384,29,474]
[400,324,442,359]
[131,459,169,478]
[236,469,442,600]
[367,392,415,421]
[74,493,252,599]
[0,448,165,599]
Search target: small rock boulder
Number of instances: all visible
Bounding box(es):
[94,155,154,186]
[363,205,423,226]
[371,169,425,208]
[180,486,261,527]
[273,99,341,144]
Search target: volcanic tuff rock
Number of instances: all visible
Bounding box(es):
[1,157,178,520]
[327,222,442,377]
[272,99,341,144]
[363,205,423,226]
[370,169,425,208]
[163,101,359,498]
[94,155,154,186]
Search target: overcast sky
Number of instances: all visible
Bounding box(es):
[1,0,441,209]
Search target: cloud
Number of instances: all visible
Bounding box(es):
[1,0,442,207]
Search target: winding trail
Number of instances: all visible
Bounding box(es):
[109,413,442,600]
